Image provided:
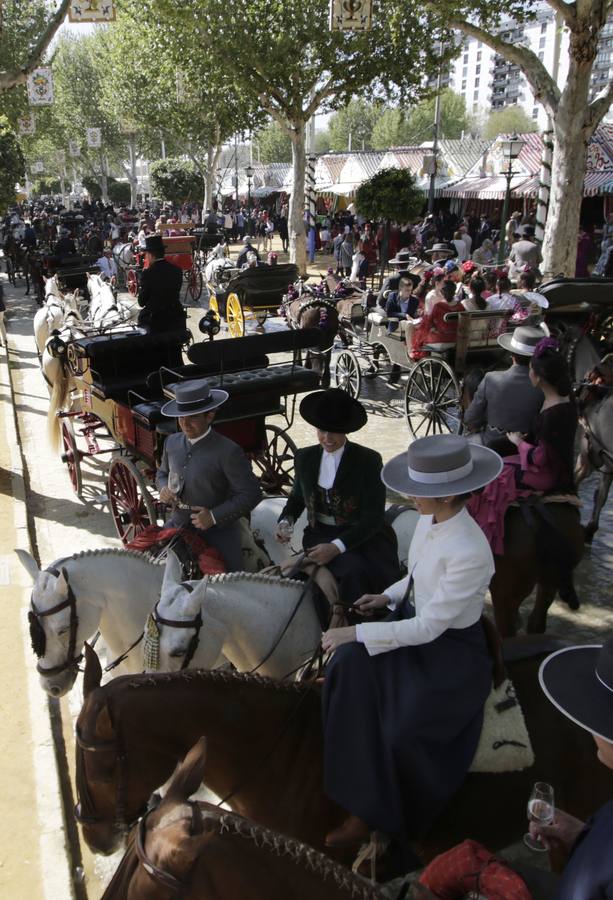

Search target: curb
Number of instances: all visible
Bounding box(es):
[1,313,76,899]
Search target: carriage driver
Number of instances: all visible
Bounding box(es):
[276,389,400,607]
[137,234,186,334]
[157,379,262,571]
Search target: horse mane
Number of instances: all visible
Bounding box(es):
[125,667,312,695]
[209,571,303,588]
[51,547,161,569]
[213,810,379,898]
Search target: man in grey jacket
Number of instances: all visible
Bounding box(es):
[463,326,545,455]
[157,379,262,570]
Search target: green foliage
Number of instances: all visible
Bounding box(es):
[31,177,61,196]
[108,180,132,205]
[314,130,331,153]
[0,116,25,213]
[482,106,539,139]
[254,123,292,163]
[83,177,102,200]
[327,100,382,152]
[149,158,203,203]
[371,108,411,150]
[371,90,472,149]
[355,168,423,223]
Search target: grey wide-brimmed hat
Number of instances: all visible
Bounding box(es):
[381,434,503,498]
[162,378,228,417]
[539,640,613,743]
[389,250,414,267]
[498,325,546,356]
[424,242,455,258]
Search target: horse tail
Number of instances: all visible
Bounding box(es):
[46,362,70,452]
[535,504,583,611]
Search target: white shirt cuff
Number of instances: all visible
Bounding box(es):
[332,538,346,554]
[209,509,216,525]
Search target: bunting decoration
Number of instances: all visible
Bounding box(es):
[27,68,54,106]
[18,114,36,136]
[69,141,81,158]
[330,0,372,31]
[31,161,44,175]
[86,128,102,148]
[68,1,116,23]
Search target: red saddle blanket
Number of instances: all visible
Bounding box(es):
[420,839,531,899]
[126,526,225,576]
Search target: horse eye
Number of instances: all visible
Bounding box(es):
[57,627,69,637]
[169,648,186,658]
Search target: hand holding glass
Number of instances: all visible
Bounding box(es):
[524,782,555,851]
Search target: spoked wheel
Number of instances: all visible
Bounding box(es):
[405,358,461,437]
[208,295,221,322]
[252,425,297,495]
[60,420,83,496]
[186,268,203,303]
[126,269,139,297]
[226,292,244,337]
[107,457,156,545]
[334,349,362,398]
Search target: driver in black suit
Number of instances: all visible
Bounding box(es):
[137,234,186,334]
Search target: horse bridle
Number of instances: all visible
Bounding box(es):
[151,582,203,671]
[29,566,82,677]
[74,724,130,830]
[135,802,203,893]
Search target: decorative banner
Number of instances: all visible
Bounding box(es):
[69,141,81,157]
[330,0,372,31]
[176,69,186,103]
[57,150,66,165]
[27,68,54,106]
[119,117,138,134]
[18,113,36,136]
[68,0,117,23]
[31,161,44,174]
[86,127,102,148]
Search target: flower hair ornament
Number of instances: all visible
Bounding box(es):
[533,337,560,359]
[422,268,434,282]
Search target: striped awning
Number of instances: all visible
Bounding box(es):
[584,171,613,195]
[439,175,530,200]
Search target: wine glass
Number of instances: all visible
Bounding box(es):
[167,471,182,507]
[524,781,555,850]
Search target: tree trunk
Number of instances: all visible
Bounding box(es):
[128,138,138,207]
[289,122,307,275]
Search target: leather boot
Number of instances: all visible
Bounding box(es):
[325,814,370,847]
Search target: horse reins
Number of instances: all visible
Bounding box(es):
[135,802,203,893]
[29,566,81,677]
[150,583,204,672]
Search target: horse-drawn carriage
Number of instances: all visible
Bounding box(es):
[333,298,516,437]
[55,326,325,543]
[208,263,299,337]
[192,226,228,264]
[123,234,204,304]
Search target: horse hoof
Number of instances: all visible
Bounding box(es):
[560,588,580,611]
[583,526,596,544]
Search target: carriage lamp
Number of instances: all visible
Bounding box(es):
[198,310,221,341]
[497,133,526,264]
[47,329,68,358]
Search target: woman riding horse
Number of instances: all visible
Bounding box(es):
[276,389,399,609]
[319,434,503,867]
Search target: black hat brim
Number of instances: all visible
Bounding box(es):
[299,389,367,433]
[539,645,613,743]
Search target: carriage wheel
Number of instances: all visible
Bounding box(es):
[60,420,83,497]
[255,310,268,326]
[405,358,461,438]
[226,292,244,337]
[126,269,138,297]
[334,350,362,399]
[252,425,297,496]
[107,457,156,545]
[186,268,203,303]
[208,295,221,323]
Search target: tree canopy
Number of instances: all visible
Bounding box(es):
[0,115,25,212]
[356,168,423,223]
[149,158,202,204]
[327,100,382,152]
[254,123,292,164]
[482,106,539,140]
[0,0,70,94]
[371,90,472,149]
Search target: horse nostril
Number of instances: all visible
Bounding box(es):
[49,684,62,697]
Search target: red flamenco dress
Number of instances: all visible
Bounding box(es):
[410,299,465,360]
[467,402,577,555]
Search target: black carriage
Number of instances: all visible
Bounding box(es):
[539,277,613,354]
[193,227,227,263]
[208,264,299,337]
[334,301,517,437]
[56,327,325,543]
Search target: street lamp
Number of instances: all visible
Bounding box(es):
[497,133,526,264]
[245,164,254,236]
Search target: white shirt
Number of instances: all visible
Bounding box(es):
[452,239,468,262]
[96,255,117,279]
[487,292,516,311]
[356,508,494,655]
[317,444,346,554]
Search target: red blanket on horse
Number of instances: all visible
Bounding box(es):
[126,526,225,576]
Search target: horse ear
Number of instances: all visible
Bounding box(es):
[15,548,41,583]
[83,643,102,697]
[165,738,207,806]
[162,551,183,594]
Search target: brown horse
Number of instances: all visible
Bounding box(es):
[76,643,613,863]
[283,293,340,387]
[101,737,381,900]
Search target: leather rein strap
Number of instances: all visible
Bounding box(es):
[30,566,81,677]
[135,802,203,894]
[152,583,202,671]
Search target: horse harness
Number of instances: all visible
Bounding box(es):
[135,802,204,895]
[149,582,203,672]
[28,566,81,677]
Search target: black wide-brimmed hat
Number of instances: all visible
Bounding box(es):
[162,378,228,417]
[498,325,547,356]
[382,434,502,498]
[144,235,165,256]
[299,389,367,434]
[539,640,613,743]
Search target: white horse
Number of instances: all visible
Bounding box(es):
[34,278,82,357]
[86,272,138,328]
[204,255,235,288]
[148,553,321,678]
[17,548,166,697]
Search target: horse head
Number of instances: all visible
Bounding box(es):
[147,554,223,673]
[16,550,102,697]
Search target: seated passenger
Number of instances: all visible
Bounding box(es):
[137,235,186,334]
[511,269,549,322]
[276,389,400,608]
[157,379,262,571]
[468,338,577,555]
[486,273,516,311]
[410,279,465,360]
[385,275,420,337]
[54,228,76,256]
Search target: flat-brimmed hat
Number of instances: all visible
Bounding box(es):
[424,243,455,258]
[498,325,546,356]
[381,434,502,498]
[299,389,367,434]
[539,640,613,743]
[162,378,228,417]
[144,235,165,256]
[389,250,414,267]
[396,271,420,289]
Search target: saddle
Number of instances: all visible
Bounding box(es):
[260,554,347,629]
